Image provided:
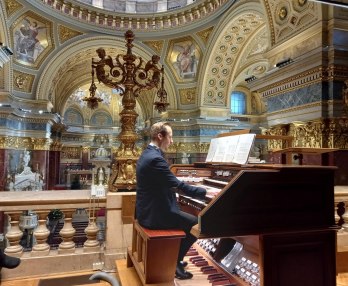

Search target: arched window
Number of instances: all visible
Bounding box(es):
[230,91,246,114]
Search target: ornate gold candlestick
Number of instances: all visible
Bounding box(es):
[84,30,168,191]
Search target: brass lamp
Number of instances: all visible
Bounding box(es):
[154,67,170,113]
[83,70,103,109]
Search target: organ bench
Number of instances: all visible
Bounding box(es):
[127,220,185,285]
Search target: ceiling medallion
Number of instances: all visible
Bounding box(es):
[279,7,288,21]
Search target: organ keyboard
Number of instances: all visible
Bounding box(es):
[171,162,338,286]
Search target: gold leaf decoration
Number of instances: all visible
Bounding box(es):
[196,27,214,45]
[143,40,164,54]
[58,25,83,44]
[179,87,196,105]
[4,0,23,17]
[13,70,34,92]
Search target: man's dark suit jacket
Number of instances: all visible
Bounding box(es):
[136,145,206,229]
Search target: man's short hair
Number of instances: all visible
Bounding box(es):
[150,122,171,140]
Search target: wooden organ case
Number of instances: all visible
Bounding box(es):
[171,163,337,286]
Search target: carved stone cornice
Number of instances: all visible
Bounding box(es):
[36,0,231,34]
[259,67,324,98]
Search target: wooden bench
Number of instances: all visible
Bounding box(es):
[127,220,185,285]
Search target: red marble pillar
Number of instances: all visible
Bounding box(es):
[48,150,61,190]
[81,147,89,170]
[0,149,6,191]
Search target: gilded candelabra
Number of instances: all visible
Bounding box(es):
[84,30,168,191]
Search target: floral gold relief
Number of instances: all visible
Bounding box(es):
[13,71,34,92]
[32,138,52,151]
[265,118,348,150]
[58,25,83,44]
[179,88,196,105]
[168,142,210,154]
[4,0,23,17]
[143,40,164,55]
[50,140,63,151]
[62,147,81,159]
[0,136,50,150]
[196,27,214,45]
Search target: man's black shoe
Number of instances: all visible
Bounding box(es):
[175,263,193,280]
[0,250,21,269]
[179,261,188,268]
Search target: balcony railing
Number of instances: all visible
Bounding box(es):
[1,186,348,280]
[0,189,135,280]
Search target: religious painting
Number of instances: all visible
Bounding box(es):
[167,37,201,82]
[11,12,53,68]
[91,111,113,127]
[64,108,83,125]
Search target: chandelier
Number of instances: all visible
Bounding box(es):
[154,71,169,113]
[87,30,169,191]
[83,70,103,109]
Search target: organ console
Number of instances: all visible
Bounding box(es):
[171,162,338,286]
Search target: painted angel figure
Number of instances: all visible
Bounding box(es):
[175,43,197,78]
[14,17,46,63]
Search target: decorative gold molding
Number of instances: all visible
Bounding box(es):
[4,0,23,17]
[179,87,196,105]
[143,40,164,55]
[50,140,63,151]
[61,147,81,159]
[32,138,52,150]
[168,142,210,154]
[13,70,34,92]
[266,118,348,149]
[196,27,214,45]
[263,0,276,46]
[58,25,83,44]
[278,7,288,21]
[82,146,90,153]
[0,136,51,150]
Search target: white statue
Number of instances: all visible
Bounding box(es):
[98,167,104,185]
[23,150,30,167]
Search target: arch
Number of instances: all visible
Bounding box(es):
[36,35,177,117]
[197,1,269,108]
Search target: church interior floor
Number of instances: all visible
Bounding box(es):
[1,264,348,285]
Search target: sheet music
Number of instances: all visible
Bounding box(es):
[223,135,239,162]
[205,137,219,162]
[206,133,256,164]
[233,134,256,164]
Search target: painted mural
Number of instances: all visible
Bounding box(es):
[168,37,200,82]
[12,14,51,66]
